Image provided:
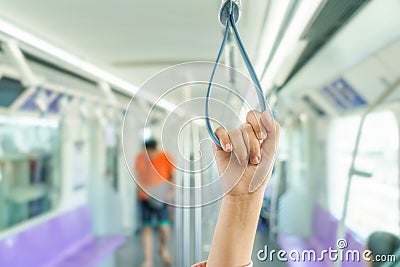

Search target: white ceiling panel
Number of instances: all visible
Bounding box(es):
[0,0,269,87]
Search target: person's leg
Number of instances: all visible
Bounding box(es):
[140,200,154,267]
[157,205,172,265]
[142,226,153,267]
[159,225,171,263]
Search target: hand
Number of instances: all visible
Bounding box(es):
[214,110,280,196]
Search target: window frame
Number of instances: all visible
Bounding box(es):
[0,115,62,233]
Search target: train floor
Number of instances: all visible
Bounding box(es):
[115,229,287,267]
[116,229,175,267]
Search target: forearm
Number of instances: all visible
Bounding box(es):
[207,190,264,267]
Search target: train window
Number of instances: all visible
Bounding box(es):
[0,116,61,231]
[327,111,399,238]
[0,77,26,107]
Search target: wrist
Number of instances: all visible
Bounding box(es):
[223,184,265,203]
[222,190,264,203]
[221,189,264,226]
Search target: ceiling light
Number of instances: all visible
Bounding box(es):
[0,18,136,95]
[255,0,291,74]
[0,115,59,128]
[0,19,82,66]
[273,40,308,87]
[262,0,323,90]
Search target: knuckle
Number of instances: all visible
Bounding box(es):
[250,146,259,155]
[247,110,260,121]
[215,126,224,133]
[215,126,227,136]
[246,111,255,121]
[246,109,257,117]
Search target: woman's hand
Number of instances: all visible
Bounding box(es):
[214,110,280,196]
[206,110,280,267]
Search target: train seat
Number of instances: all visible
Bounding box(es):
[278,205,365,267]
[0,205,125,267]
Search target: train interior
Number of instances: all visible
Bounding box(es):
[0,0,399,266]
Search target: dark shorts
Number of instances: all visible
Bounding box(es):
[140,200,170,228]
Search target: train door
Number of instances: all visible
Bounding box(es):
[277,115,318,237]
[59,100,90,210]
[87,107,123,235]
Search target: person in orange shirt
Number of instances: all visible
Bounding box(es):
[135,139,175,267]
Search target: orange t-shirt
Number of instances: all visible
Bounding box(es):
[135,150,174,200]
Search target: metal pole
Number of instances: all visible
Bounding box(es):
[269,161,282,240]
[193,124,203,262]
[182,126,192,267]
[174,165,183,267]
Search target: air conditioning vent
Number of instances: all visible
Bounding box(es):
[281,0,371,89]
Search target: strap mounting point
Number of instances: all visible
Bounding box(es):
[219,0,241,26]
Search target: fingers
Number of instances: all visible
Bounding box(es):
[215,122,261,165]
[246,110,264,140]
[229,128,247,164]
[215,126,232,152]
[260,111,280,158]
[260,110,275,135]
[214,110,280,194]
[215,110,279,167]
[246,110,279,193]
[240,123,261,165]
[214,126,248,164]
[248,116,280,193]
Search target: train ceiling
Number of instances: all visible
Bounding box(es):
[0,0,268,87]
[1,0,393,120]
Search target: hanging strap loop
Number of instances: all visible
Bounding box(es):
[206,5,267,148]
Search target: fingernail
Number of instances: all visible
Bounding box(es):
[252,156,260,165]
[225,143,232,152]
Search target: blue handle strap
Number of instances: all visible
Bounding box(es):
[206,11,267,148]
